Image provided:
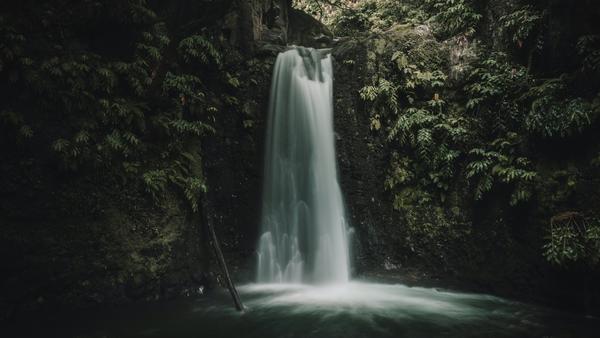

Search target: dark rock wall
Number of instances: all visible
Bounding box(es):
[201,54,276,279]
[0,167,209,319]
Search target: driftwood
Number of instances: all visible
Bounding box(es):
[201,196,244,312]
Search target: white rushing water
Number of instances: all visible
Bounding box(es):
[256,47,350,284]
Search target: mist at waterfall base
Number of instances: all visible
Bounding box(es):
[12,48,599,338]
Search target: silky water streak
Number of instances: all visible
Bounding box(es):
[256,47,350,284]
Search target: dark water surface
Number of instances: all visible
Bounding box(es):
[7,282,600,338]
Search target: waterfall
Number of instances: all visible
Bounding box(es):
[256,47,350,284]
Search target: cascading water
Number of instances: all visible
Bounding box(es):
[256,47,350,284]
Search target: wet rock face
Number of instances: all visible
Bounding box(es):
[331,37,393,272]
[252,0,290,43]
[288,8,333,47]
[224,0,331,52]
[223,0,290,52]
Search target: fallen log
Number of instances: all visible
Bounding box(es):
[201,196,244,312]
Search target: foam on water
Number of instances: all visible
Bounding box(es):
[239,282,513,318]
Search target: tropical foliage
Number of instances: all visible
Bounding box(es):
[543,213,600,267]
[0,0,235,212]
[329,0,600,270]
